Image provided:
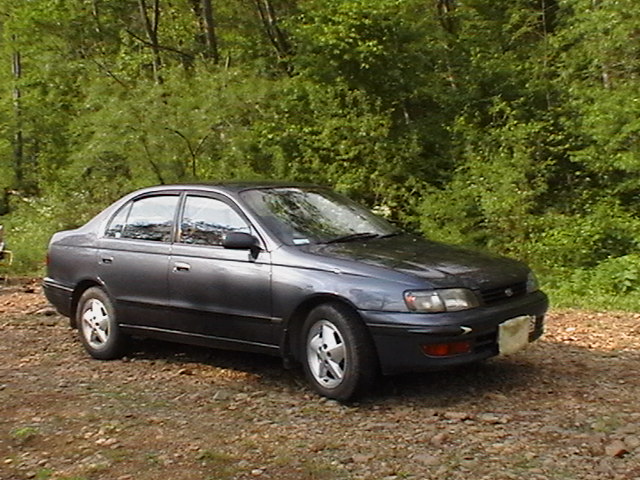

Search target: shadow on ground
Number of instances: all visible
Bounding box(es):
[119,334,638,408]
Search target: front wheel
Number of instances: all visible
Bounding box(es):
[76,287,127,360]
[302,303,378,401]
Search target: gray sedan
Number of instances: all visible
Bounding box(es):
[44,183,548,401]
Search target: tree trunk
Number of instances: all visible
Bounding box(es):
[91,0,102,33]
[253,0,293,73]
[436,0,457,35]
[138,0,163,84]
[11,36,24,189]
[201,0,220,63]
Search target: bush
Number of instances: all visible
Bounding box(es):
[547,254,640,311]
[0,191,107,277]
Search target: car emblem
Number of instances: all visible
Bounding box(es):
[460,326,472,335]
[504,288,514,297]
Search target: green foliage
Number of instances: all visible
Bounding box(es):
[419,103,554,255]
[0,190,104,277]
[249,79,422,199]
[10,425,39,444]
[292,0,443,101]
[548,254,640,311]
[35,469,54,480]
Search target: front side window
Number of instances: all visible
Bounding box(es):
[179,196,250,246]
[106,195,179,242]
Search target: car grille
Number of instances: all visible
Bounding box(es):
[480,282,527,305]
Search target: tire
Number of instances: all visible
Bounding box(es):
[76,287,127,360]
[302,303,378,401]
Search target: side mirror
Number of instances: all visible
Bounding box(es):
[223,232,260,251]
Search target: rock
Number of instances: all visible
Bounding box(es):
[352,454,375,463]
[478,413,511,424]
[485,392,509,402]
[443,411,472,421]
[413,454,440,466]
[615,423,638,435]
[95,437,119,447]
[80,452,111,470]
[212,390,231,401]
[585,435,605,456]
[430,432,448,447]
[596,458,615,474]
[624,435,640,449]
[604,440,628,458]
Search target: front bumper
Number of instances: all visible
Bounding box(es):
[361,290,548,375]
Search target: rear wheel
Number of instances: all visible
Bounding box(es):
[76,287,127,360]
[302,303,378,401]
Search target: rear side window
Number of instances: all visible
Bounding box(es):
[179,196,250,246]
[105,204,131,238]
[105,196,179,242]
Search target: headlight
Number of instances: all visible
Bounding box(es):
[404,288,480,313]
[526,271,539,293]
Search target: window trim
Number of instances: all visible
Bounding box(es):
[175,193,256,248]
[103,192,181,243]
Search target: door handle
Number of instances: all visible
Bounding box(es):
[173,262,191,272]
[101,257,113,264]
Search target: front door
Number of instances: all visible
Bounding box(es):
[168,194,274,350]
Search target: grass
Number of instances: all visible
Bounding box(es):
[542,273,640,312]
[35,468,54,480]
[9,426,39,445]
[589,415,623,434]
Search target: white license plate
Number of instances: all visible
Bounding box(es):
[498,315,534,355]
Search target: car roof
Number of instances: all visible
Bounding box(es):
[138,181,323,195]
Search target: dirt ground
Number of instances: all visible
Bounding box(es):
[1,281,640,480]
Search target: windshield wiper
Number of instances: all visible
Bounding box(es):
[324,232,380,244]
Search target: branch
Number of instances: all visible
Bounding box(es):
[166,129,196,159]
[166,129,210,177]
[193,133,210,157]
[126,29,195,60]
[140,136,166,185]
[90,58,129,88]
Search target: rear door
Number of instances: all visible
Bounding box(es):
[168,193,274,349]
[98,193,180,329]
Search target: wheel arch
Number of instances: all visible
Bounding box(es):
[282,294,379,366]
[70,279,106,328]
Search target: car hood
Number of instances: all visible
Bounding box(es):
[303,234,527,288]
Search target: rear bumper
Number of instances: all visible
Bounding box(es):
[42,277,74,318]
[360,290,548,375]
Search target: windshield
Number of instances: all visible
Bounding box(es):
[240,187,396,245]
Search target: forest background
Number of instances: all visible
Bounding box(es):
[1,0,639,310]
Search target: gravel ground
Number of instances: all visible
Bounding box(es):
[1,282,639,480]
